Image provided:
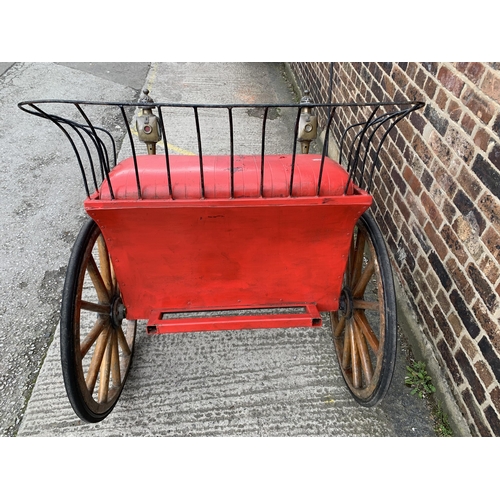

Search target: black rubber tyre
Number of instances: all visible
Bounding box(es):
[60,218,136,423]
[330,210,397,406]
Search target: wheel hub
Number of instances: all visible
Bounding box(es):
[339,287,354,319]
[110,296,126,327]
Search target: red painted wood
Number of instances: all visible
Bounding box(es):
[84,154,372,324]
[146,303,322,334]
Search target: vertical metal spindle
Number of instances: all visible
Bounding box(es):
[120,106,141,199]
[76,103,115,200]
[317,106,336,196]
[157,106,173,199]
[193,107,205,199]
[289,107,302,197]
[228,107,234,198]
[260,107,269,197]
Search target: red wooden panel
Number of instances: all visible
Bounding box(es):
[85,195,371,320]
[85,153,372,323]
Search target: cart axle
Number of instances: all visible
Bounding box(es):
[146,304,322,335]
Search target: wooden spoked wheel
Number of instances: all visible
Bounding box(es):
[330,211,396,406]
[61,218,136,423]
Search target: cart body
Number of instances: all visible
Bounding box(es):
[85,153,372,333]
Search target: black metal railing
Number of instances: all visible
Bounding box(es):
[18,99,424,200]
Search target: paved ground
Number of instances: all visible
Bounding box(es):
[4,62,439,436]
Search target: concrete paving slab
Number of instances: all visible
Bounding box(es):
[17,62,437,436]
[0,62,147,435]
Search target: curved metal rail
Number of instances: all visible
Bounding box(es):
[18,98,424,200]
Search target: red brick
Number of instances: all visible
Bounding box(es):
[479,254,500,284]
[436,88,448,110]
[478,194,500,234]
[383,74,396,99]
[472,299,500,345]
[475,360,494,388]
[461,113,476,135]
[445,126,475,163]
[458,167,483,201]
[465,62,486,85]
[481,69,500,104]
[448,312,464,336]
[462,86,495,124]
[392,65,409,92]
[442,224,469,264]
[429,131,452,164]
[481,226,500,264]
[455,62,469,73]
[424,221,448,259]
[445,256,475,303]
[438,66,465,97]
[433,163,457,198]
[436,288,451,313]
[421,191,444,229]
[447,99,462,122]
[424,77,438,99]
[491,387,500,414]
[474,127,491,151]
[442,198,457,224]
[417,254,429,274]
[403,164,422,195]
[394,190,411,222]
[461,335,479,360]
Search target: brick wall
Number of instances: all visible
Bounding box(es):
[289,62,500,436]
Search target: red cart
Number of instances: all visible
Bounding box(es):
[19,92,423,422]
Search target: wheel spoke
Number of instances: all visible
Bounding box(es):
[352,299,379,311]
[116,324,132,357]
[110,331,122,387]
[350,229,366,288]
[98,332,113,403]
[352,258,375,298]
[87,255,110,303]
[85,326,111,393]
[80,300,110,315]
[333,314,346,338]
[80,317,107,358]
[341,319,352,369]
[354,310,379,353]
[349,320,361,388]
[97,235,113,294]
[353,315,373,384]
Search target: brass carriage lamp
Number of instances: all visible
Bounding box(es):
[297,90,318,154]
[136,88,162,155]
